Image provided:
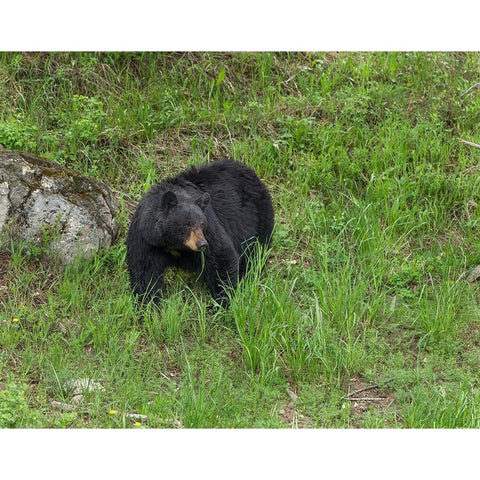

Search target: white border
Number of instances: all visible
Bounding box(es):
[1,1,480,51]
[1,429,479,478]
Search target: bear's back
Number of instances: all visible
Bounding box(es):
[176,159,274,247]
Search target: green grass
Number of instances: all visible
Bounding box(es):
[1,52,480,428]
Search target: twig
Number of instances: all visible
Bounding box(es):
[159,371,176,383]
[345,384,378,398]
[460,82,480,97]
[458,138,480,149]
[347,397,385,402]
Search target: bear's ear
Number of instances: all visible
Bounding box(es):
[196,192,210,211]
[162,191,177,210]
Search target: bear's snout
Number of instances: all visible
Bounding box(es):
[197,238,208,251]
[184,227,208,252]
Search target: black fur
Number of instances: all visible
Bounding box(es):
[126,159,274,307]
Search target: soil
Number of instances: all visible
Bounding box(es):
[345,375,396,426]
[278,387,313,428]
[0,252,10,304]
[279,400,312,428]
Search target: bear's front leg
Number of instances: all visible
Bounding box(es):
[126,240,172,306]
[203,245,240,308]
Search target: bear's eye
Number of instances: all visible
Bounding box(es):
[200,222,205,229]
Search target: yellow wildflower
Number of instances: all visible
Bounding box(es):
[12,318,20,322]
[109,409,117,415]
[133,422,141,427]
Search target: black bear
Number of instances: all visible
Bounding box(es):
[126,159,274,307]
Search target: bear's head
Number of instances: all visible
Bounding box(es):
[159,190,210,252]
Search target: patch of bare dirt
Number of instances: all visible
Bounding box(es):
[0,252,10,303]
[344,375,396,425]
[279,402,312,428]
[279,389,313,428]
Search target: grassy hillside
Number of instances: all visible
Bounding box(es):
[1,52,479,428]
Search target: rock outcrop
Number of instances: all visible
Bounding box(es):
[0,150,119,265]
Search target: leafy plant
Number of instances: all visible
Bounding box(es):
[0,381,40,428]
[0,117,38,150]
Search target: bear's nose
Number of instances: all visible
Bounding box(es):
[197,239,208,251]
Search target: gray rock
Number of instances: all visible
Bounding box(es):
[125,412,148,422]
[0,150,119,265]
[51,400,75,412]
[467,265,480,283]
[71,394,85,405]
[63,378,105,395]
